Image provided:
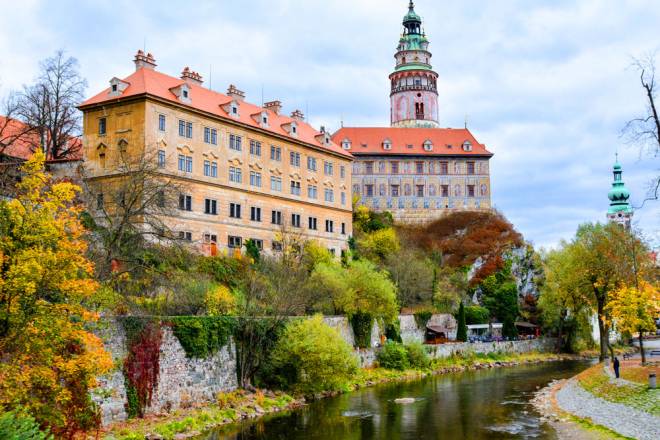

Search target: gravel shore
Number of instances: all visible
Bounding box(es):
[555,378,660,440]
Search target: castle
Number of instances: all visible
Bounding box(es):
[332,1,493,224]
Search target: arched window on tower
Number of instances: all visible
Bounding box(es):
[415,102,424,119]
[402,56,406,64]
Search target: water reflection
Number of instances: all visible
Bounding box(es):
[200,361,591,440]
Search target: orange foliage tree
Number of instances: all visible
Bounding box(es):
[0,152,112,438]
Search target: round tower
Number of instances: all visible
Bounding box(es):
[607,156,633,228]
[390,1,439,128]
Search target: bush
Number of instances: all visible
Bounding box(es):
[405,342,430,369]
[350,312,374,348]
[464,305,490,325]
[377,341,410,370]
[0,411,52,440]
[269,316,358,395]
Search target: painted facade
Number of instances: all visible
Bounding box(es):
[80,52,353,256]
[332,2,493,224]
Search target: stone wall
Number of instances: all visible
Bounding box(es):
[425,338,556,359]
[399,314,425,344]
[322,315,381,368]
[94,321,237,426]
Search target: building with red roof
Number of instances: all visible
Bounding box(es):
[79,51,353,255]
[331,1,493,224]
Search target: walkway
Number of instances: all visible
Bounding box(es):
[555,378,660,440]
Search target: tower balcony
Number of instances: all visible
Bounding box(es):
[390,84,437,95]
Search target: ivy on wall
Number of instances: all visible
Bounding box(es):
[168,316,236,358]
[350,312,374,349]
[413,311,433,329]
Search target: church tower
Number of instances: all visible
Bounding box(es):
[607,156,633,229]
[390,1,439,128]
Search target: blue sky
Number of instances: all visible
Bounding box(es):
[1,0,658,248]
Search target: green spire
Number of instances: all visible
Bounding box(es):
[607,154,633,215]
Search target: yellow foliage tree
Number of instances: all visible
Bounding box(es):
[0,151,112,438]
[606,281,660,364]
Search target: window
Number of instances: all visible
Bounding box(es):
[229,134,242,151]
[250,206,262,222]
[185,156,192,173]
[229,203,241,218]
[178,194,192,211]
[271,210,282,225]
[440,161,448,175]
[391,161,399,174]
[341,222,346,235]
[290,180,301,195]
[156,190,165,208]
[365,184,374,197]
[416,161,424,174]
[182,89,189,99]
[467,185,475,197]
[228,236,242,248]
[250,171,262,187]
[291,213,301,228]
[204,198,217,215]
[158,150,166,168]
[324,161,333,175]
[365,161,374,174]
[229,166,242,183]
[158,114,166,131]
[340,165,345,178]
[270,145,281,161]
[324,189,334,202]
[391,184,400,197]
[250,239,264,250]
[325,220,334,233]
[307,157,317,171]
[204,234,217,243]
[96,193,104,209]
[308,185,318,199]
[272,241,283,251]
[290,152,300,167]
[308,216,317,230]
[341,192,346,205]
[250,140,262,156]
[441,185,449,197]
[112,84,117,92]
[178,120,192,138]
[206,161,218,177]
[416,185,424,197]
[99,117,106,135]
[204,127,218,145]
[270,176,282,191]
[179,231,193,241]
[467,161,475,175]
[178,154,185,171]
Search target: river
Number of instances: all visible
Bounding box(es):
[198,360,592,440]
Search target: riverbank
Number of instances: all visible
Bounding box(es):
[102,351,586,439]
[533,363,660,440]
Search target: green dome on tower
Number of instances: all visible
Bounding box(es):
[607,157,633,215]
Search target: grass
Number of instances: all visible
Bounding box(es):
[104,390,296,440]
[576,363,660,416]
[619,362,658,385]
[565,414,636,440]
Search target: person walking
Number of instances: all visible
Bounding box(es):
[613,356,620,379]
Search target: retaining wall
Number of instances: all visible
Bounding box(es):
[425,338,557,359]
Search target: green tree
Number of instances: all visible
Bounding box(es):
[456,302,468,342]
[480,266,519,338]
[355,228,400,263]
[464,305,490,325]
[269,315,358,394]
[385,249,435,309]
[244,239,261,263]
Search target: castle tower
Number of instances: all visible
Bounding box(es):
[390,1,439,128]
[607,156,633,228]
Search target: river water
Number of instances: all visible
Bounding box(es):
[199,360,592,440]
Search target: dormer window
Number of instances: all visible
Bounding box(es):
[382,139,392,150]
[170,83,191,104]
[341,139,351,150]
[232,105,237,114]
[262,116,268,124]
[462,140,473,152]
[292,125,297,134]
[112,84,117,92]
[182,89,189,99]
[423,140,433,151]
[108,77,129,96]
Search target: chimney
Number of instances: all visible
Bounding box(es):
[181,67,203,86]
[226,84,245,101]
[264,100,282,115]
[291,109,305,121]
[134,50,157,71]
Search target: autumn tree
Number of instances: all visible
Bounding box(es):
[606,282,659,364]
[0,152,112,437]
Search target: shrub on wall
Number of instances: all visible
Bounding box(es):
[350,312,374,348]
[169,316,236,358]
[385,320,402,343]
[413,310,433,329]
[269,316,358,395]
[405,342,430,369]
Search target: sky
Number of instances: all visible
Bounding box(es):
[0,0,658,249]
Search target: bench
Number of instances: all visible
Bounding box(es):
[650,350,660,357]
[622,353,632,360]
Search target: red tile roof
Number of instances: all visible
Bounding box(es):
[80,67,351,159]
[331,127,493,157]
[0,116,82,161]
